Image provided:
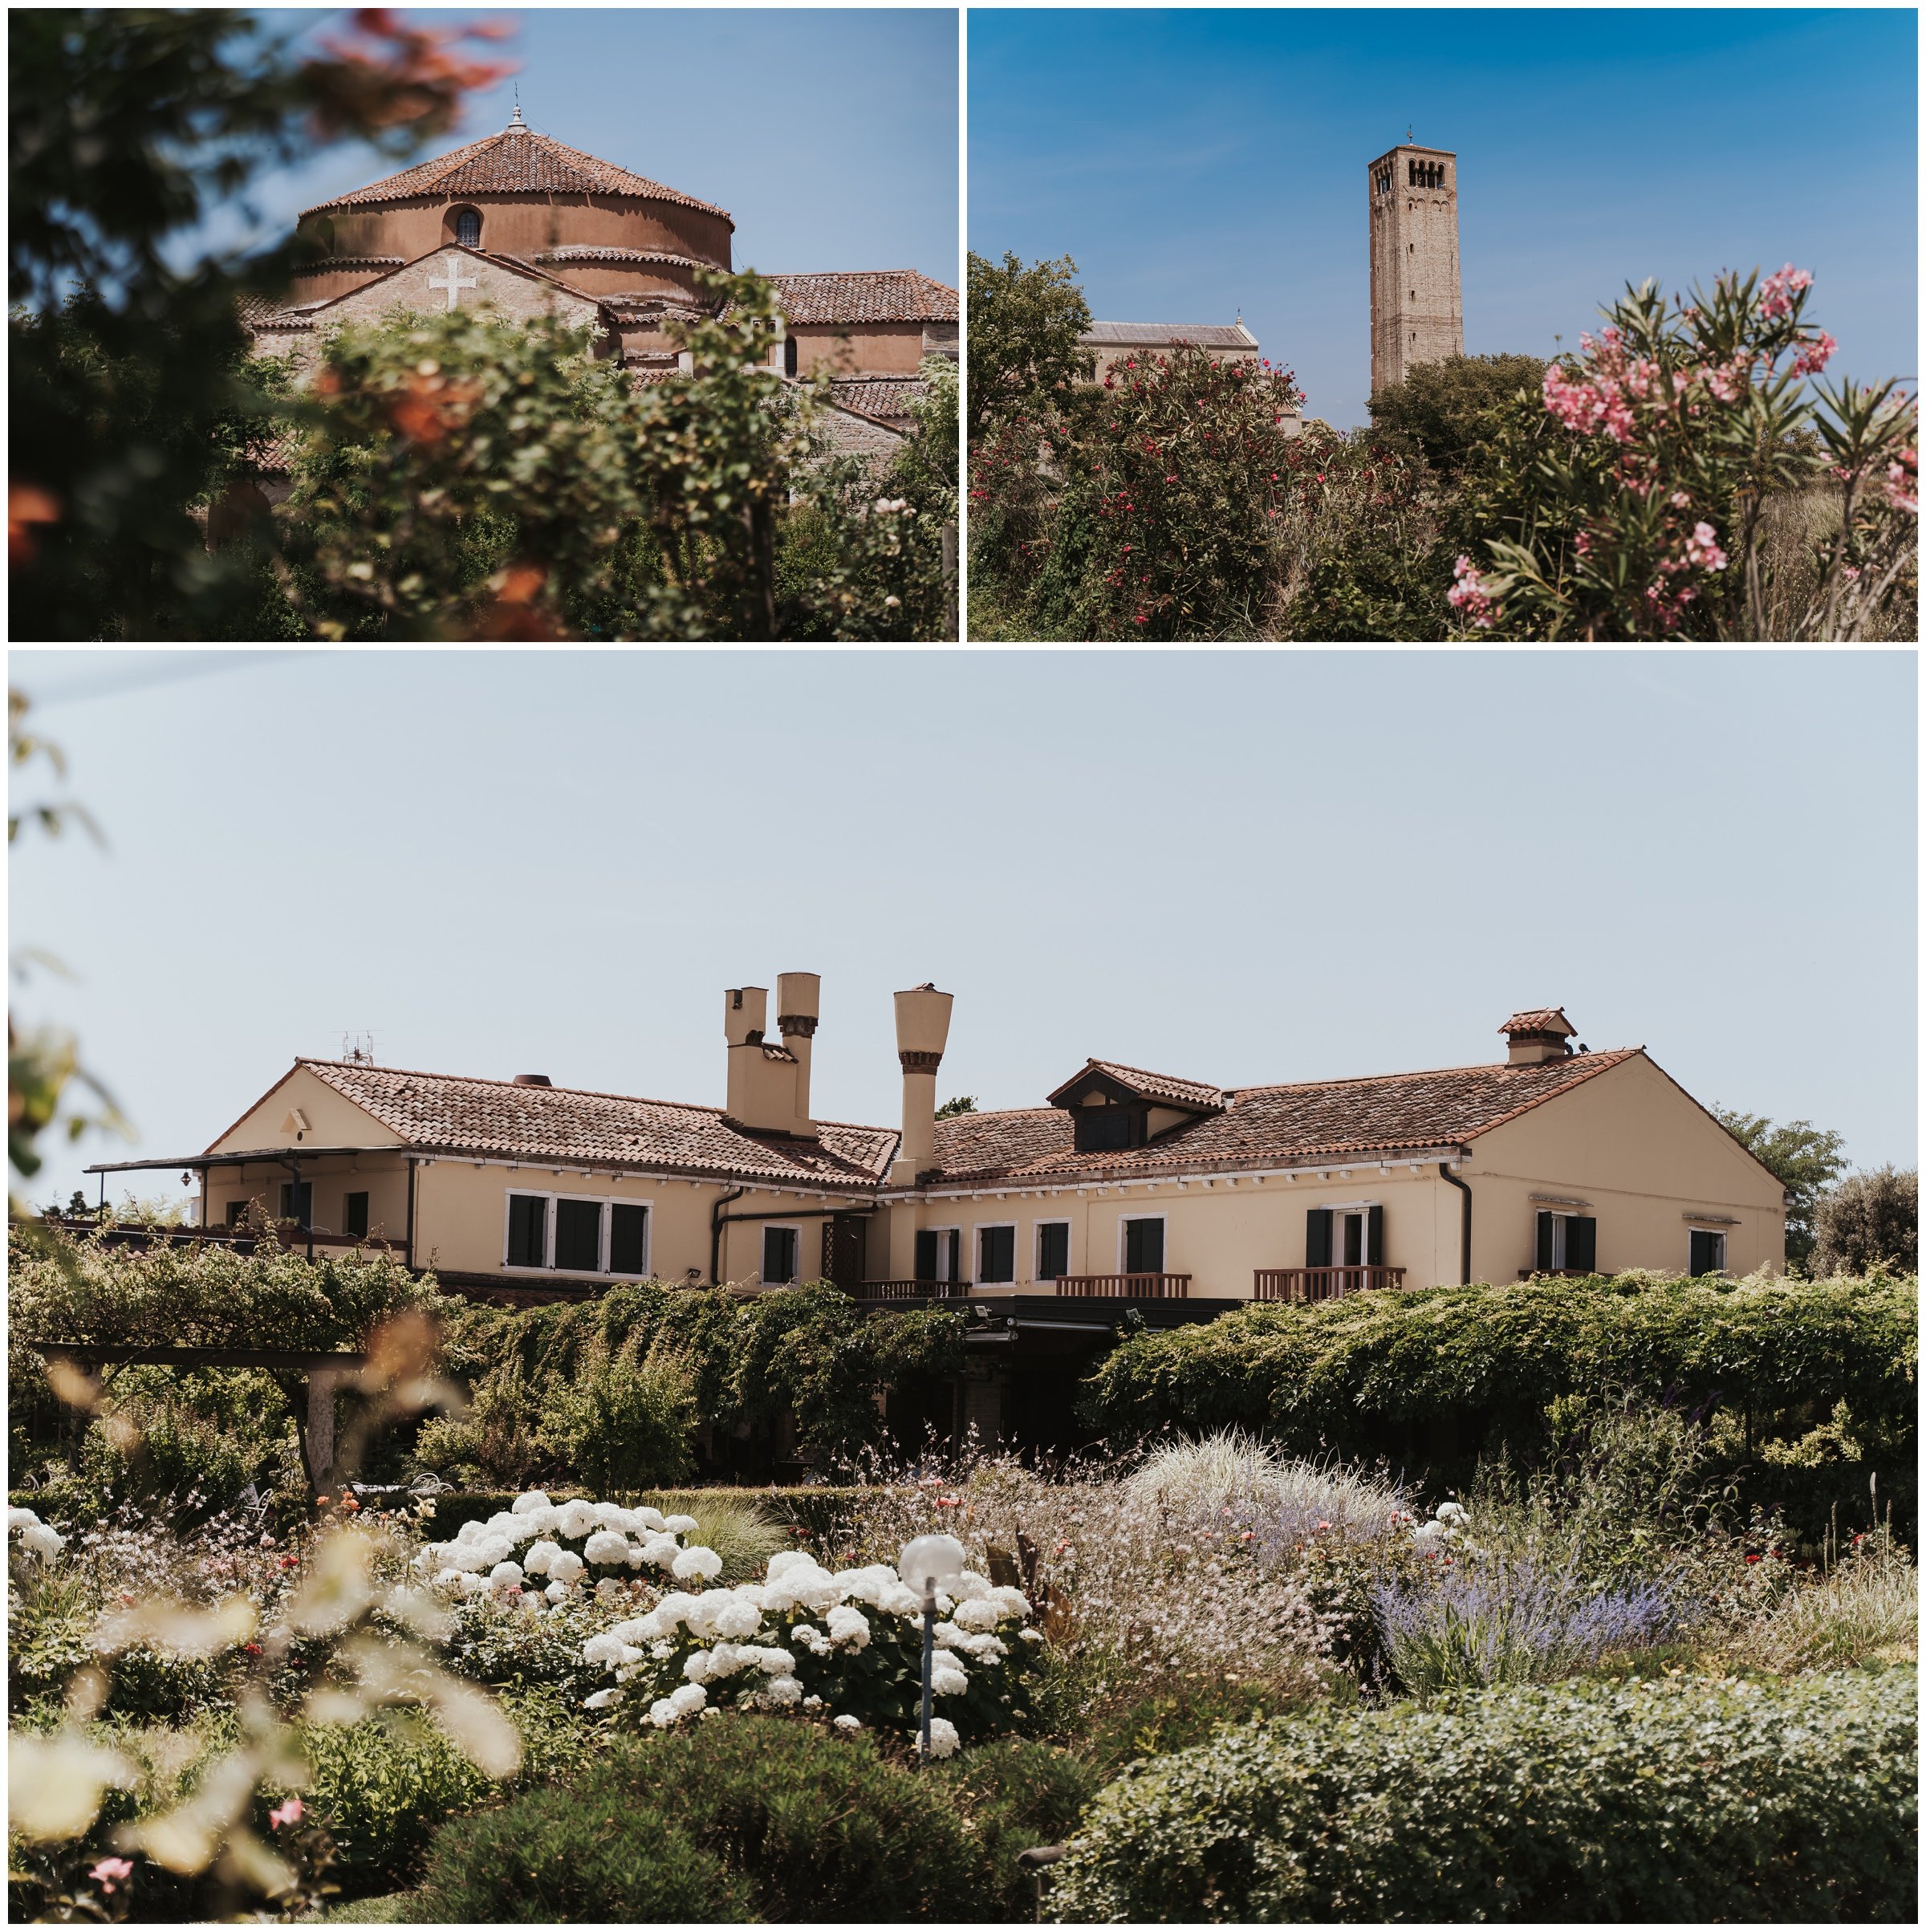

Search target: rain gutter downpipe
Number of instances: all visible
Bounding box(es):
[1439,1157,1472,1285]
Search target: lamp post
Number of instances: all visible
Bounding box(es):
[898,1532,966,1761]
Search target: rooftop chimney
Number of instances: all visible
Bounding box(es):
[889,982,953,1183]
[722,982,817,1138]
[776,971,821,1128]
[1501,1007,1576,1066]
[511,1073,552,1087]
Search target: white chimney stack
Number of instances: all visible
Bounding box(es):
[776,971,821,1128]
[889,982,953,1183]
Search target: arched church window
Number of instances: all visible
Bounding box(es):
[453,207,482,246]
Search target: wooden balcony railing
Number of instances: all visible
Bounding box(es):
[1054,1273,1192,1300]
[855,1279,971,1300]
[1253,1265,1404,1303]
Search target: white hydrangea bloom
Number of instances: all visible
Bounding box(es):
[762,1675,803,1708]
[511,1490,554,1515]
[521,1539,560,1576]
[592,1501,630,1528]
[683,1649,713,1684]
[787,1566,842,1614]
[833,1714,862,1732]
[556,1500,600,1541]
[989,1586,1032,1619]
[924,1716,961,1759]
[648,1698,681,1728]
[583,1687,623,1710]
[443,1548,486,1576]
[639,1535,681,1569]
[484,1511,521,1535]
[606,1617,653,1648]
[953,1598,1002,1633]
[672,1545,723,1582]
[1436,1501,1470,1527]
[435,1568,469,1592]
[706,1642,755,1680]
[876,1581,921,1617]
[548,1550,585,1585]
[834,1564,900,1607]
[791,1625,832,1657]
[662,1514,700,1536]
[544,1580,570,1604]
[583,1529,631,1567]
[954,1569,993,1598]
[710,1595,762,1641]
[635,1507,667,1531]
[668,1682,707,1718]
[931,1666,969,1697]
[488,1561,524,1588]
[931,1648,965,1673]
[755,1648,797,1677]
[474,1535,514,1568]
[1019,1627,1044,1645]
[802,1694,823,1710]
[454,1572,488,1598]
[952,1631,1007,1662]
[649,1592,700,1634]
[932,1620,966,1647]
[826,1605,872,1650]
[682,1594,725,1642]
[649,1641,673,1661]
[767,1550,815,1583]
[583,1632,627,1668]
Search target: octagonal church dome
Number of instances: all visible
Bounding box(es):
[290,107,733,310]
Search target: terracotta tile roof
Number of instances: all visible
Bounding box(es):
[827,376,925,422]
[1501,1007,1575,1037]
[1082,321,1258,349]
[766,271,958,325]
[301,125,731,222]
[1076,1060,1225,1110]
[924,1050,1643,1189]
[533,246,713,272]
[279,1060,894,1193]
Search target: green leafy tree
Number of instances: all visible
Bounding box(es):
[934,1096,977,1118]
[1714,1108,1848,1267]
[1366,352,1549,474]
[1810,1167,1919,1277]
[1453,267,1917,640]
[965,250,1092,442]
[9,6,515,640]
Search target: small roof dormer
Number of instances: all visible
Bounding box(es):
[1501,1007,1578,1066]
[1046,1059,1224,1154]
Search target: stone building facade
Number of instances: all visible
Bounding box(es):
[1367,142,1464,396]
[242,109,955,463]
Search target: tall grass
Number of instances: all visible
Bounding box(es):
[632,1489,785,1583]
[1124,1430,1408,1542]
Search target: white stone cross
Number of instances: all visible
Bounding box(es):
[428,260,477,311]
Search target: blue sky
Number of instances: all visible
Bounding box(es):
[9,649,1915,1212]
[189,9,958,283]
[968,6,1919,429]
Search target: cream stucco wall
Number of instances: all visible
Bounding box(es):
[1467,1054,1785,1280]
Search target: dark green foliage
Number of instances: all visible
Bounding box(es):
[966,250,1093,441]
[1714,1108,1848,1267]
[1052,1668,1918,1922]
[1365,353,1550,475]
[1078,1273,1917,1541]
[407,1790,742,1923]
[421,1716,1086,1923]
[1811,1169,1918,1276]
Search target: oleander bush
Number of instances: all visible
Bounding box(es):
[1052,1668,1919,1922]
[1079,1271,1918,1543]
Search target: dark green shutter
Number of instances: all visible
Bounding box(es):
[1570,1216,1596,1272]
[1367,1204,1384,1267]
[1536,1212,1555,1272]
[507,1194,546,1268]
[609,1203,648,1275]
[915,1230,937,1281]
[1038,1222,1068,1279]
[1306,1208,1333,1268]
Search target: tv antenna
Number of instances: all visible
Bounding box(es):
[341,1031,377,1064]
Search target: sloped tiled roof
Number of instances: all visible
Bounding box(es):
[768,271,958,324]
[1063,1059,1226,1111]
[264,1060,896,1193]
[1501,1007,1575,1037]
[924,1051,1643,1188]
[532,246,712,272]
[827,376,925,423]
[302,124,730,221]
[1081,321,1257,349]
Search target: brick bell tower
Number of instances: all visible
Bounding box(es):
[1368,142,1463,397]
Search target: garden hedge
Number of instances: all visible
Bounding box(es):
[1053,1667,1917,1922]
[1079,1271,1916,1536]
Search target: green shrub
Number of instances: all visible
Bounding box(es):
[406,1790,745,1923]
[1052,1668,1917,1922]
[1079,1272,1917,1543]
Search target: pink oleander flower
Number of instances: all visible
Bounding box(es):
[1445,554,1497,628]
[1884,446,1917,514]
[89,1859,134,1897]
[1759,263,1814,320]
[1790,331,1836,378]
[269,1796,304,1830]
[1670,491,1691,508]
[1684,521,1728,571]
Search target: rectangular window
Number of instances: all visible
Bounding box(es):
[608,1202,648,1276]
[1536,1211,1598,1273]
[763,1225,799,1284]
[278,1181,312,1227]
[555,1198,603,1274]
[977,1226,1016,1283]
[915,1228,939,1282]
[506,1193,547,1268]
[1036,1222,1071,1280]
[1689,1229,1726,1277]
[344,1191,370,1239]
[226,1198,251,1228]
[1124,1216,1164,1274]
